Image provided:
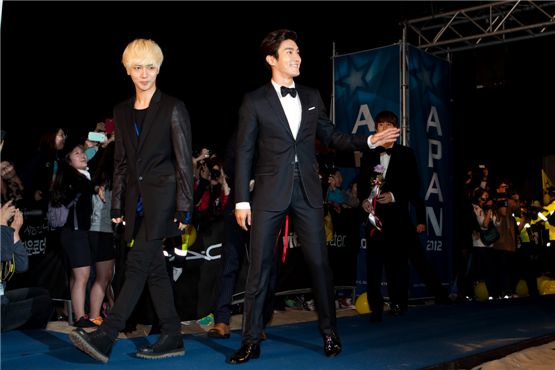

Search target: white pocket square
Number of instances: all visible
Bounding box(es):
[308,106,316,111]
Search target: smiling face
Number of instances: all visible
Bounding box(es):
[128,64,159,93]
[268,39,301,84]
[67,145,88,170]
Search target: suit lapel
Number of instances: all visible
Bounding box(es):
[297,85,309,136]
[264,83,295,139]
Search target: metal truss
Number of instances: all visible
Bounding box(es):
[403,1,555,56]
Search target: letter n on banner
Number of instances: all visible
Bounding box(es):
[408,45,453,297]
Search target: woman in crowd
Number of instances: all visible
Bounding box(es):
[51,143,96,327]
[88,137,116,326]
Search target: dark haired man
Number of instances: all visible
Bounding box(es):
[229,29,399,364]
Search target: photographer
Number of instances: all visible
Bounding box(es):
[193,152,230,228]
[489,186,519,298]
[468,187,495,296]
[1,200,53,332]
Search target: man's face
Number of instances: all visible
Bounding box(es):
[376,121,395,133]
[128,64,159,92]
[271,39,301,79]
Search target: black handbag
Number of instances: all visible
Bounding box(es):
[480,221,500,245]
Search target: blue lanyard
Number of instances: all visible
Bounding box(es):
[134,122,140,137]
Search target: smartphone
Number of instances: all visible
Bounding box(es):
[88,131,107,142]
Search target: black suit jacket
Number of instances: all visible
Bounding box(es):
[112,89,194,241]
[235,83,368,211]
[358,144,425,232]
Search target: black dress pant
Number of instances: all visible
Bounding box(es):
[242,175,336,345]
[101,218,180,339]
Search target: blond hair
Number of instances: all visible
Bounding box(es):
[122,39,164,71]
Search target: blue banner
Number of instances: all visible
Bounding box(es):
[334,45,400,136]
[334,44,453,300]
[408,46,453,298]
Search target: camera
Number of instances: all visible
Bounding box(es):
[520,207,537,220]
[10,198,44,220]
[21,209,44,218]
[88,131,107,142]
[210,168,221,180]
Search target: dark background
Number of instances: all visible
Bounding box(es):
[2,1,554,200]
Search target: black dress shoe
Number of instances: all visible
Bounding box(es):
[389,304,405,316]
[136,334,185,359]
[323,331,342,357]
[69,328,114,364]
[227,343,260,364]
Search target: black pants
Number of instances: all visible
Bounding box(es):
[101,218,180,339]
[242,175,336,345]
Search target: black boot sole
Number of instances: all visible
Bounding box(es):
[136,348,185,359]
[69,330,109,364]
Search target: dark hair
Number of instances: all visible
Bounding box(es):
[375,110,398,127]
[260,29,297,70]
[472,187,488,204]
[38,127,64,153]
[92,142,115,190]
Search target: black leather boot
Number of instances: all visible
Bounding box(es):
[136,334,185,359]
[69,328,114,364]
[323,331,342,357]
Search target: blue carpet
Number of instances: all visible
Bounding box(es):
[2,295,555,370]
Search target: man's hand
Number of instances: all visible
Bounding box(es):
[376,192,393,204]
[112,217,124,225]
[235,208,251,231]
[370,127,400,147]
[361,199,372,213]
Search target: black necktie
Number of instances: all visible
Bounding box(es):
[281,86,297,98]
[377,146,393,155]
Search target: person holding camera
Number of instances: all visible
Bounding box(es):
[468,187,496,296]
[489,183,520,299]
[1,200,53,332]
[193,154,230,228]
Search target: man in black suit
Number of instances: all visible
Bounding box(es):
[69,38,193,363]
[358,110,424,322]
[229,29,400,364]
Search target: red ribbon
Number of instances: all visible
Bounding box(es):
[281,215,289,263]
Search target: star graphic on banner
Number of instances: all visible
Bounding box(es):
[412,51,443,97]
[336,57,374,99]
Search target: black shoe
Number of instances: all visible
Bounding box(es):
[69,328,114,364]
[323,331,342,357]
[389,304,406,316]
[136,334,185,359]
[74,316,97,328]
[227,343,260,364]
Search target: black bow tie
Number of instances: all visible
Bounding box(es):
[281,86,297,98]
[377,146,393,155]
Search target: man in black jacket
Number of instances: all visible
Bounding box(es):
[69,38,193,363]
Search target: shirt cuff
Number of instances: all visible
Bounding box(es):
[367,135,378,149]
[236,202,251,210]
